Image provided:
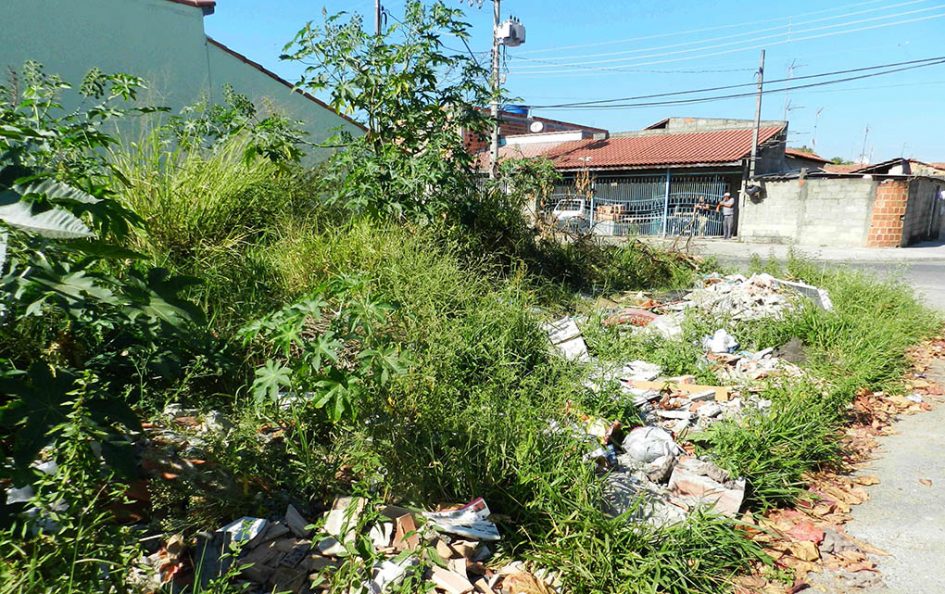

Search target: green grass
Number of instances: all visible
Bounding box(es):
[9,130,940,593]
[698,257,939,509]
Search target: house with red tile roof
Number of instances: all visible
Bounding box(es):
[784,147,830,171]
[2,0,363,160]
[480,117,788,237]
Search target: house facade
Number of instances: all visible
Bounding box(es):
[1,0,363,160]
[483,117,788,237]
[784,148,830,171]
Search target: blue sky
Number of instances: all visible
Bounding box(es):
[205,0,945,162]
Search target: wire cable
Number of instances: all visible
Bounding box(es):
[510,12,945,78]
[515,0,905,55]
[512,0,932,65]
[529,58,945,111]
[511,4,944,72]
[529,57,945,108]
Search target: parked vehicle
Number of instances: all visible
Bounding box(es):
[552,198,589,231]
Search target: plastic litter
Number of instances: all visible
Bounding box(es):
[423,497,501,542]
[621,426,683,465]
[702,329,739,353]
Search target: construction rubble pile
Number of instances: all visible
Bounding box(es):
[683,272,832,321]
[123,406,569,594]
[136,494,565,594]
[542,273,834,527]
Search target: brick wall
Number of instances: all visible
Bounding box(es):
[866,179,909,247]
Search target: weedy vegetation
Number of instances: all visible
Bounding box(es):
[0,2,939,593]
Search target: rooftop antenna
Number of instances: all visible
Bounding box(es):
[782,59,805,121]
[811,107,824,151]
[858,124,871,164]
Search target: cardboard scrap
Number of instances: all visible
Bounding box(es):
[627,379,732,402]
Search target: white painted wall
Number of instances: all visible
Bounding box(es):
[1,0,362,160]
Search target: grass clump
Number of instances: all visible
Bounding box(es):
[698,257,939,509]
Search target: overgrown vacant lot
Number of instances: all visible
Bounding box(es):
[0,5,940,594]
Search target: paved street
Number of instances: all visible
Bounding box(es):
[853,263,945,312]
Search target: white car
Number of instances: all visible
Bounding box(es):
[552,198,589,230]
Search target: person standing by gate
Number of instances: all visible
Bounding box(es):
[717,192,736,239]
[693,196,710,236]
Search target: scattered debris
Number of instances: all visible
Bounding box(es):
[667,457,745,517]
[602,307,658,328]
[542,316,590,362]
[768,277,834,312]
[423,498,501,542]
[684,273,832,321]
[701,328,739,354]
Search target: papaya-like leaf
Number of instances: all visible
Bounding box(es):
[0,363,74,468]
[15,179,101,205]
[251,360,293,403]
[122,268,204,327]
[0,194,93,239]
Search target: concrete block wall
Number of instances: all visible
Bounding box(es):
[739,177,875,247]
[866,180,908,247]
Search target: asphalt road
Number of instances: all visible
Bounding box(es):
[854,263,945,312]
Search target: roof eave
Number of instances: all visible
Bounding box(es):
[555,160,744,172]
[206,37,366,132]
[167,0,216,15]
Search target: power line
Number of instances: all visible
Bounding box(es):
[513,0,931,65]
[508,11,945,78]
[515,0,906,55]
[529,58,945,111]
[510,5,944,73]
[384,6,488,72]
[529,57,945,108]
[508,55,755,75]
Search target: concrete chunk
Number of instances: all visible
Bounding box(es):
[285,504,311,538]
[668,457,745,517]
[431,565,475,594]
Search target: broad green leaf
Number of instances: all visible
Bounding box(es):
[252,360,293,403]
[60,240,145,260]
[0,363,75,467]
[123,268,204,327]
[15,179,101,205]
[0,198,93,239]
[27,258,119,308]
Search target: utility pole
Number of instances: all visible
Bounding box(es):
[748,49,766,183]
[489,0,501,179]
[374,0,382,35]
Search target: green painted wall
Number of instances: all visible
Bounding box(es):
[1,0,362,159]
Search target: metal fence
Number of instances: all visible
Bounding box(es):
[546,172,734,237]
